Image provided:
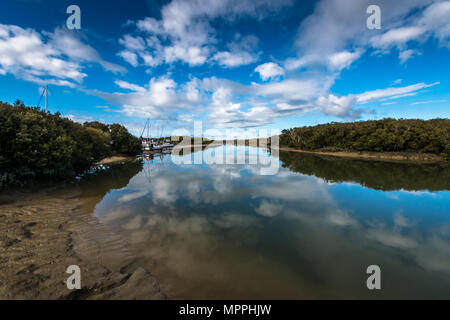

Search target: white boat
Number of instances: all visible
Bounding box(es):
[162,143,174,148]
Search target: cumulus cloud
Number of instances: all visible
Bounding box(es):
[90,75,203,120]
[117,0,289,68]
[370,1,450,53]
[96,70,438,128]
[0,24,123,87]
[212,34,260,68]
[212,50,258,68]
[288,0,446,70]
[327,50,362,70]
[79,1,448,129]
[372,1,450,50]
[255,62,284,81]
[0,24,85,87]
[314,81,440,118]
[316,94,358,117]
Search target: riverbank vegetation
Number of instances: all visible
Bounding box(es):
[0,100,141,187]
[279,119,450,159]
[280,151,450,191]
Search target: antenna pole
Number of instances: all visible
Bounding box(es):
[45,84,48,113]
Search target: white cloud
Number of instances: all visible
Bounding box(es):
[288,0,444,69]
[356,82,439,103]
[0,24,123,87]
[212,34,260,68]
[0,24,85,86]
[255,62,284,81]
[399,49,419,64]
[92,76,195,120]
[164,45,209,66]
[313,81,440,118]
[285,50,362,71]
[47,28,125,74]
[64,114,94,124]
[212,50,258,68]
[316,94,358,117]
[370,1,450,54]
[115,80,146,92]
[118,0,290,68]
[118,50,139,67]
[419,1,450,46]
[253,78,329,104]
[411,99,447,105]
[327,50,362,70]
[119,34,146,52]
[370,27,426,49]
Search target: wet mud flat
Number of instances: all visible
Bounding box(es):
[0,186,167,300]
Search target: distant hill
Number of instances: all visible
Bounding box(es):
[280,119,450,159]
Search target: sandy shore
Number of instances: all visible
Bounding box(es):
[0,186,167,300]
[275,146,446,163]
[96,155,135,165]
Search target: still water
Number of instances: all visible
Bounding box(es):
[79,146,450,299]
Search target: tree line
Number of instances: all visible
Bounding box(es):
[0,100,141,187]
[280,118,450,158]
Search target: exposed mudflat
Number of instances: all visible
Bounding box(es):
[0,186,167,300]
[96,156,135,165]
[276,147,446,163]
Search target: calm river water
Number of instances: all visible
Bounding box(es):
[78,146,450,299]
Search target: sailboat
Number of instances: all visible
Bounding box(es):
[140,119,174,153]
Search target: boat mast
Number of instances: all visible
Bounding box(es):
[45,84,48,113]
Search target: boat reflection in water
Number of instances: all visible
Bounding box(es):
[78,146,450,299]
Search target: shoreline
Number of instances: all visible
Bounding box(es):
[96,155,136,165]
[0,187,167,300]
[274,146,447,163]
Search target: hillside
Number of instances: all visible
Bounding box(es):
[279,119,450,159]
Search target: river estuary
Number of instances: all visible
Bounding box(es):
[2,146,449,299]
[81,146,450,299]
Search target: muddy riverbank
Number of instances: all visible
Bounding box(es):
[0,186,167,300]
[275,147,446,163]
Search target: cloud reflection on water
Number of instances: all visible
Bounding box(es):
[87,148,450,299]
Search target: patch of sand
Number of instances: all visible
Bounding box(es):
[0,187,167,300]
[97,156,135,165]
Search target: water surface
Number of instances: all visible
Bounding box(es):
[80,146,450,299]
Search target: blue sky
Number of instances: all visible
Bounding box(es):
[0,0,449,136]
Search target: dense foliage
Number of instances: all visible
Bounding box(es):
[280,119,450,158]
[0,100,141,187]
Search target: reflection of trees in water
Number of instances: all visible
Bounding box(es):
[280,151,450,191]
[78,160,143,213]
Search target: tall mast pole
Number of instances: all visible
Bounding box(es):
[45,84,48,113]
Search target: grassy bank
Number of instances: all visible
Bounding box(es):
[0,100,141,187]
